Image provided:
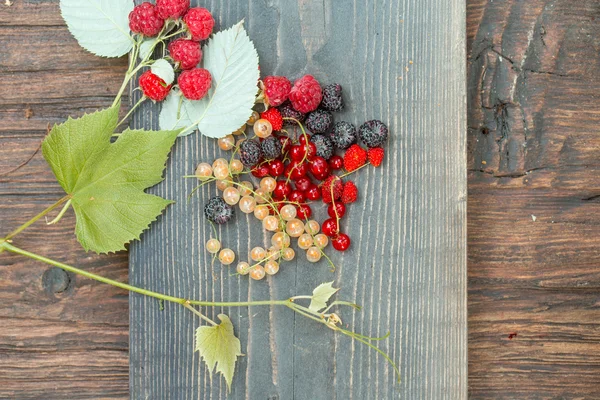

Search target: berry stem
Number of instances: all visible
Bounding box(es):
[3,195,71,240]
[117,97,147,128]
[339,162,369,178]
[46,199,72,226]
[182,301,217,326]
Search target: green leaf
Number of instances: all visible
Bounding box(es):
[42,104,180,253]
[309,282,340,313]
[60,0,134,58]
[139,38,157,61]
[151,59,175,85]
[158,90,198,136]
[195,314,243,392]
[159,21,260,138]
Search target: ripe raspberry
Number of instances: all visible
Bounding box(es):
[343,144,367,172]
[278,102,305,126]
[311,134,334,160]
[321,83,344,112]
[156,0,189,19]
[359,120,389,148]
[261,108,283,131]
[321,175,343,204]
[168,39,201,70]
[178,68,212,100]
[289,75,323,113]
[239,139,262,168]
[129,2,165,37]
[368,147,385,167]
[261,136,282,160]
[263,76,291,107]
[183,7,215,41]
[139,70,171,101]
[341,181,358,204]
[305,109,333,134]
[330,121,357,150]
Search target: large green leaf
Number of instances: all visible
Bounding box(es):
[42,104,179,253]
[195,314,243,391]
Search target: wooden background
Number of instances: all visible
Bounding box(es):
[1,0,599,399]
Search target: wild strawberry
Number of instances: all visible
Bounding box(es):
[129,2,165,37]
[343,144,367,172]
[321,175,343,204]
[168,38,201,70]
[178,68,212,100]
[341,181,358,204]
[139,70,171,101]
[289,75,322,113]
[156,0,190,20]
[368,147,385,167]
[261,108,284,131]
[262,76,291,107]
[183,7,214,41]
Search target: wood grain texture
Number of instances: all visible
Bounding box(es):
[130,0,466,399]
[467,0,600,398]
[0,1,129,399]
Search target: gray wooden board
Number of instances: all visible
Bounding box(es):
[129,0,467,399]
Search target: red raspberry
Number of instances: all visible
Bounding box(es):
[183,7,215,41]
[261,108,283,131]
[263,76,291,107]
[321,175,343,204]
[178,68,212,100]
[289,75,322,113]
[341,181,358,204]
[156,0,189,19]
[343,144,367,172]
[367,147,385,167]
[129,2,165,37]
[139,70,171,101]
[168,39,201,70]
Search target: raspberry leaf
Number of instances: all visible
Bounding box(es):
[42,104,180,254]
[159,90,198,136]
[159,21,259,138]
[151,59,175,85]
[60,0,134,58]
[309,282,340,313]
[195,314,243,392]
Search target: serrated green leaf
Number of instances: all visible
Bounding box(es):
[309,282,340,313]
[151,59,175,85]
[42,104,180,253]
[158,91,198,136]
[139,38,157,61]
[60,0,134,58]
[159,21,259,138]
[195,314,243,392]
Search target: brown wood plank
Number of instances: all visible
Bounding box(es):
[467,0,600,398]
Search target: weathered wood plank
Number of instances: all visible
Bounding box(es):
[130,0,467,399]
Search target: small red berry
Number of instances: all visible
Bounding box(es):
[327,203,346,219]
[343,144,368,172]
[289,75,323,113]
[297,204,312,220]
[251,164,270,178]
[129,2,165,37]
[367,147,385,167]
[260,108,284,131]
[268,159,284,177]
[309,156,330,181]
[183,7,214,41]
[305,184,321,201]
[341,181,358,204]
[321,175,343,204]
[329,155,343,170]
[178,68,212,100]
[332,233,351,251]
[156,0,190,20]
[295,177,312,192]
[168,38,201,70]
[322,218,339,237]
[289,190,306,204]
[262,76,292,107]
[273,180,292,200]
[279,136,292,153]
[286,161,308,180]
[289,145,305,161]
[299,134,310,145]
[305,142,317,160]
[139,70,172,101]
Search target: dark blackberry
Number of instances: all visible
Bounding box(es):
[330,121,357,150]
[204,196,234,224]
[305,109,333,134]
[311,134,334,160]
[261,136,282,160]
[321,83,343,112]
[239,139,262,168]
[359,120,388,148]
[278,101,305,126]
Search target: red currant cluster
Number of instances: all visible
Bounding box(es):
[129,0,215,102]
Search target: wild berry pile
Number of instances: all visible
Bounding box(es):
[193,74,388,281]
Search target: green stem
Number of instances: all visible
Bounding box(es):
[4,195,71,240]
[117,97,147,128]
[183,302,217,326]
[47,199,72,225]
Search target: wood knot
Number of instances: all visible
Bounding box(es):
[42,267,72,294]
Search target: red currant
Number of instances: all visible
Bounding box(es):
[286,161,308,180]
[278,135,292,153]
[251,163,269,178]
[309,156,330,181]
[299,134,309,145]
[273,180,292,200]
[305,184,321,201]
[289,145,305,161]
[295,177,312,192]
[327,203,346,219]
[297,204,312,219]
[332,233,351,251]
[305,142,317,159]
[322,218,339,237]
[289,190,306,204]
[268,159,284,177]
[329,155,343,170]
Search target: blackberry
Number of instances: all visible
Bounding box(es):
[330,121,357,150]
[261,136,282,160]
[204,196,234,224]
[359,120,388,148]
[311,134,334,160]
[321,83,344,112]
[305,109,333,134]
[239,139,262,167]
[278,101,305,126]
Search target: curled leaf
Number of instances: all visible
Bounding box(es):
[309,281,340,313]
